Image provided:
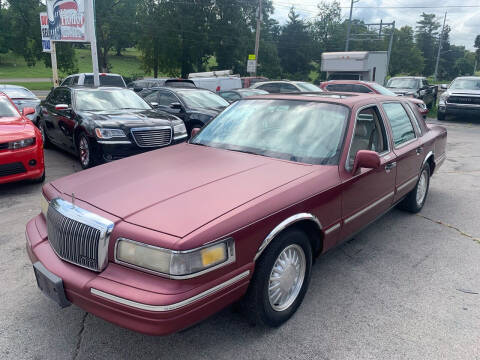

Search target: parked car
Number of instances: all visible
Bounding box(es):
[38,86,187,168]
[139,87,229,135]
[27,92,447,335]
[0,85,41,124]
[438,76,480,120]
[218,88,268,103]
[189,76,242,92]
[60,73,126,88]
[320,80,429,118]
[0,92,44,184]
[386,76,437,109]
[241,76,269,88]
[127,78,196,92]
[250,80,323,93]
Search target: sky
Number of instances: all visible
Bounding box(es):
[271,0,480,51]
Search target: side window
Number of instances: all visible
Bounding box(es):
[279,83,298,93]
[327,84,351,92]
[61,77,72,86]
[258,83,279,93]
[49,89,61,104]
[382,102,416,147]
[405,102,423,136]
[72,76,79,85]
[57,89,71,105]
[351,85,373,93]
[158,92,179,106]
[348,106,389,168]
[144,91,159,103]
[84,75,94,86]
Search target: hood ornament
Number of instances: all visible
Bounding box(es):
[71,193,76,207]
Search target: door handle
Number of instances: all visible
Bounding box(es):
[416,147,423,155]
[385,162,396,173]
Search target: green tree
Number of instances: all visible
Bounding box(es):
[388,26,424,76]
[310,0,342,59]
[415,13,440,76]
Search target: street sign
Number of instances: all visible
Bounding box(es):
[247,59,257,73]
[40,13,52,53]
[248,54,256,60]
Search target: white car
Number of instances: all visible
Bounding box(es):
[60,73,126,87]
[250,80,323,93]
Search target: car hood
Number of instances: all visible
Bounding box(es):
[446,89,480,96]
[0,116,34,142]
[51,143,318,238]
[187,106,223,117]
[79,109,178,128]
[388,88,416,94]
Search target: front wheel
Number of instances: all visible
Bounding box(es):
[244,228,312,327]
[77,133,96,169]
[39,120,52,149]
[399,163,430,213]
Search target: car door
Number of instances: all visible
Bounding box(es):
[156,90,185,119]
[381,101,424,202]
[58,88,77,152]
[339,103,396,241]
[42,88,63,146]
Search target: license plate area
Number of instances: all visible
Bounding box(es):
[33,262,71,308]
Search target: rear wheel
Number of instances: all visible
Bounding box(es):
[244,228,312,327]
[39,120,52,149]
[399,163,430,213]
[77,133,95,169]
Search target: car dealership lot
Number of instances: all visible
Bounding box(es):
[1,118,479,359]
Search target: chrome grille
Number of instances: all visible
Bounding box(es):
[447,96,480,105]
[131,127,172,148]
[46,198,114,272]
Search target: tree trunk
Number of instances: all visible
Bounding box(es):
[153,40,159,78]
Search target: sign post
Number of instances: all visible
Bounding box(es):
[85,0,100,87]
[40,12,58,86]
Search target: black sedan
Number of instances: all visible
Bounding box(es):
[139,87,229,135]
[39,86,188,168]
[218,88,268,103]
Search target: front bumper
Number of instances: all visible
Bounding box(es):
[440,104,480,117]
[26,215,252,335]
[0,144,44,184]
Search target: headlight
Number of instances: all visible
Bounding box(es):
[416,102,427,111]
[41,194,49,218]
[95,128,126,139]
[8,137,35,149]
[172,119,187,140]
[439,93,448,105]
[115,238,235,278]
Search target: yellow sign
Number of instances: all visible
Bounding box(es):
[248,54,256,60]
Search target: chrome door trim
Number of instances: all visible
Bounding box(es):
[396,175,419,193]
[324,223,341,235]
[90,270,250,312]
[344,191,395,224]
[254,213,322,261]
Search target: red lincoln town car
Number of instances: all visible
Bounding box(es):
[26,93,447,335]
[0,92,45,184]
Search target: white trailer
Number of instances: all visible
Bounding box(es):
[188,70,242,92]
[321,51,388,85]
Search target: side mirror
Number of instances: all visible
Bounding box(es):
[352,150,381,174]
[170,102,183,110]
[22,107,35,116]
[150,102,159,108]
[191,127,201,137]
[441,84,448,90]
[55,104,70,111]
[133,87,142,92]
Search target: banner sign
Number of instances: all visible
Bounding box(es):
[46,0,87,42]
[247,59,257,73]
[40,12,52,52]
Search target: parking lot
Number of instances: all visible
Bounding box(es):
[0,117,479,360]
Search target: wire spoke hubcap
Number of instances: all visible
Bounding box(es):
[79,137,89,166]
[268,244,306,312]
[416,170,428,206]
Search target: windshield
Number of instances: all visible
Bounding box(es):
[1,87,36,99]
[0,97,20,117]
[295,82,323,92]
[177,90,229,109]
[75,89,151,111]
[387,78,419,89]
[369,83,397,96]
[449,79,480,90]
[191,99,349,165]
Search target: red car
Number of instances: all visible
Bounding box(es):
[26,93,447,335]
[320,80,430,118]
[0,92,44,184]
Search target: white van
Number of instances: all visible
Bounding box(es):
[188,71,242,92]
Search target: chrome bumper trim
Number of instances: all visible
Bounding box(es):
[344,191,394,224]
[324,223,340,235]
[90,270,250,312]
[97,140,132,144]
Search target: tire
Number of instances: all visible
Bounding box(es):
[39,120,52,149]
[399,163,430,213]
[244,228,313,327]
[437,111,445,121]
[77,133,96,169]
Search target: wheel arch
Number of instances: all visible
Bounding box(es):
[422,151,435,175]
[254,213,324,262]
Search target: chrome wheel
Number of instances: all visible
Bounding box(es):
[268,244,306,312]
[79,136,90,167]
[416,169,428,206]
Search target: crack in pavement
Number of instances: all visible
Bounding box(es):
[73,312,88,360]
[417,214,480,245]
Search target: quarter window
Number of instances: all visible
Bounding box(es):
[382,102,416,147]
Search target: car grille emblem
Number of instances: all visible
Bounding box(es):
[71,193,75,207]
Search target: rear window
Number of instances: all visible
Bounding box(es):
[165,80,196,88]
[84,75,125,87]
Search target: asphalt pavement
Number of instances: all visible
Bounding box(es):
[0,118,479,360]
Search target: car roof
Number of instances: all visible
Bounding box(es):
[59,85,127,91]
[322,80,374,85]
[389,76,424,80]
[0,84,29,90]
[454,76,480,80]
[67,73,123,76]
[149,86,213,93]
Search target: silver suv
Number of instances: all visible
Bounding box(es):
[438,76,480,120]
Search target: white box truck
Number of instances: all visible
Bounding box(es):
[321,51,388,85]
[188,70,242,92]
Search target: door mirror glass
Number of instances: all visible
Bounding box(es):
[352,150,380,173]
[150,102,159,108]
[441,84,448,90]
[190,127,201,137]
[22,107,35,116]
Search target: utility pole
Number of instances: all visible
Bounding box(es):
[386,21,395,77]
[345,0,359,51]
[434,11,447,82]
[254,0,262,76]
[86,0,100,87]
